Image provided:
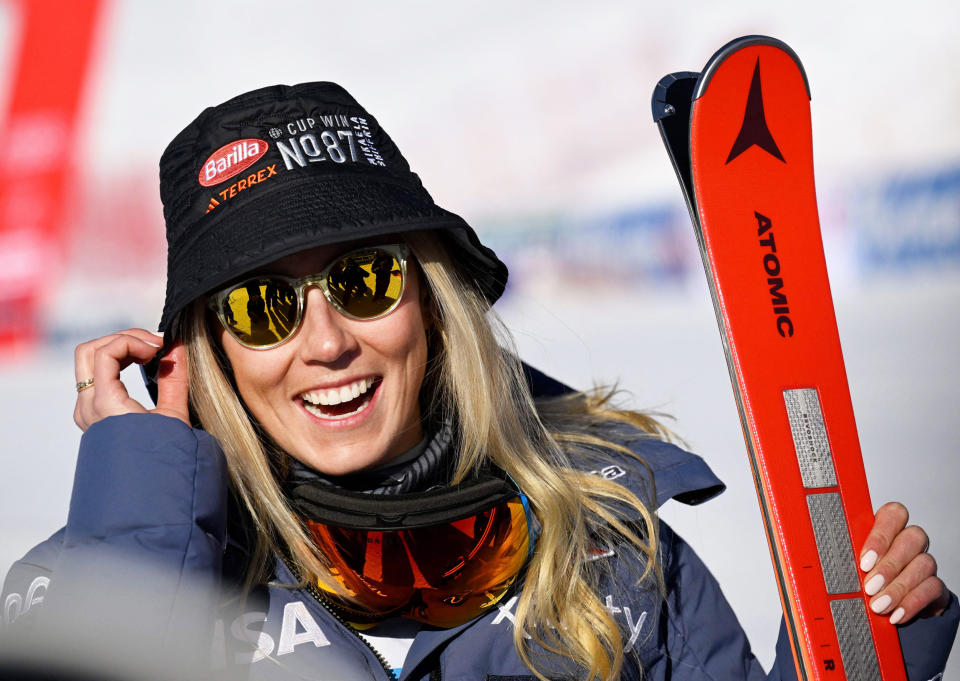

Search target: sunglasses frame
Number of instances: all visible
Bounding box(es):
[208,243,409,351]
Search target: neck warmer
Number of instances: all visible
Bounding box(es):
[286,421,455,495]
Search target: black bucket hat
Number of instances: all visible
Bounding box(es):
[157,81,507,332]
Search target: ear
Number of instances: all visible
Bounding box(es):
[415,263,436,332]
[420,295,435,332]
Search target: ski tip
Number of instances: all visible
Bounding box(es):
[694,35,810,101]
[651,71,700,122]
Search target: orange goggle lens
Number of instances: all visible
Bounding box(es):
[210,244,407,349]
[306,495,533,628]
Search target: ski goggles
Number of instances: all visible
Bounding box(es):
[290,475,537,628]
[208,244,408,350]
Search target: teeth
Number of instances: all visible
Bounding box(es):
[301,378,375,407]
[303,394,372,421]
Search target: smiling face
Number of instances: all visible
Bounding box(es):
[217,242,430,476]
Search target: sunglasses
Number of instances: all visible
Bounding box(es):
[208,244,409,350]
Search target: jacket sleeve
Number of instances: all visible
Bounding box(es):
[897,590,959,680]
[659,521,792,680]
[7,413,229,673]
[662,522,958,680]
[1,528,64,631]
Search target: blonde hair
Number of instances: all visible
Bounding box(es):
[178,231,669,680]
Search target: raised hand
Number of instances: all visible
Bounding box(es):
[73,329,190,431]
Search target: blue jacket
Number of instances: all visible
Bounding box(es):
[3,413,957,680]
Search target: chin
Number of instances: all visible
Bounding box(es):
[293,445,385,477]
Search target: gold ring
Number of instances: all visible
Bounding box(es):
[76,377,95,393]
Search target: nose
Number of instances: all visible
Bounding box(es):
[295,287,359,364]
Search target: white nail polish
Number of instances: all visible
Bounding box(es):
[889,607,905,625]
[864,573,885,596]
[145,341,162,348]
[860,549,878,572]
[871,594,892,614]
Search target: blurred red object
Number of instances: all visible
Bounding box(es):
[0,0,106,358]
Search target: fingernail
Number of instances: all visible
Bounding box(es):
[864,573,885,596]
[871,594,892,613]
[145,341,161,348]
[889,607,905,625]
[860,550,878,572]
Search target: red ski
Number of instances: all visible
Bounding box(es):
[653,36,906,681]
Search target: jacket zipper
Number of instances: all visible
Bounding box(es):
[281,557,396,679]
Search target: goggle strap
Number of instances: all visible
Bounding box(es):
[292,475,519,531]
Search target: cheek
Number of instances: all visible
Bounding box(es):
[385,308,429,390]
[407,332,429,389]
[219,332,289,411]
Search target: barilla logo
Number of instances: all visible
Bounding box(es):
[198,139,268,187]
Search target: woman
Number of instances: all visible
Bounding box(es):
[3,82,956,680]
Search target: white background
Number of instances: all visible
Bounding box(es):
[1,0,957,676]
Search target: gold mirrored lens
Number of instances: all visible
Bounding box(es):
[326,249,403,319]
[217,247,405,348]
[221,278,298,346]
